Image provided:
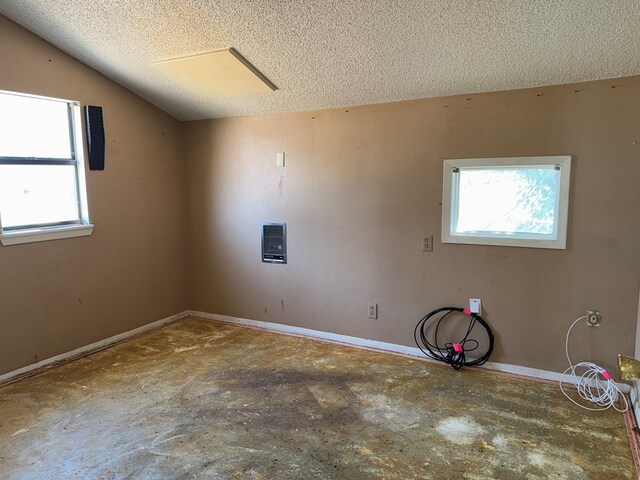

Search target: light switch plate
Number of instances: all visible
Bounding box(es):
[276,152,285,167]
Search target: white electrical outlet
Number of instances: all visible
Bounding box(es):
[469,298,481,314]
[276,152,285,167]
[422,235,433,252]
[368,303,378,319]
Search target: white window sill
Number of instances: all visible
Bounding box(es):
[0,224,94,246]
[442,233,565,249]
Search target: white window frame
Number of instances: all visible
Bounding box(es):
[0,90,93,246]
[442,156,571,249]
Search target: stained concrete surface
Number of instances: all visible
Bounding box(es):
[0,318,634,479]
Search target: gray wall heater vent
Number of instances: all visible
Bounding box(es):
[262,223,286,264]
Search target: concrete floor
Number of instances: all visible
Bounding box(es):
[0,318,634,479]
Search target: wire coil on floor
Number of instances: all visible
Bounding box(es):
[414,307,494,370]
[559,315,628,412]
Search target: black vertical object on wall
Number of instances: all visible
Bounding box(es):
[84,105,105,170]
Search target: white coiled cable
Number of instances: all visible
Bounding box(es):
[559,315,628,412]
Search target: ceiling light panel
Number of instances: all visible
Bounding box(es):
[152,48,277,98]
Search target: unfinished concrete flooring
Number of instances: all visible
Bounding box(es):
[0,318,634,479]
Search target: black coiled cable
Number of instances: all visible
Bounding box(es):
[414,307,494,370]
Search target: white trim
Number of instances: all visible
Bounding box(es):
[189,310,425,356]
[2,309,631,396]
[633,287,640,423]
[631,387,640,425]
[0,310,188,384]
[189,310,631,393]
[441,155,571,250]
[72,102,91,225]
[0,223,94,246]
[0,88,75,104]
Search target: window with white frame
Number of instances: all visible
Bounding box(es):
[0,90,93,246]
[442,156,571,249]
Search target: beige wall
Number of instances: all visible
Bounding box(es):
[2,13,639,378]
[184,76,640,374]
[0,17,188,374]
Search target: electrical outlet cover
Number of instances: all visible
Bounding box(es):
[422,235,433,252]
[469,298,481,314]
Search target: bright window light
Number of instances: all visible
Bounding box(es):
[0,165,79,228]
[442,156,571,249]
[0,93,72,158]
[0,90,93,245]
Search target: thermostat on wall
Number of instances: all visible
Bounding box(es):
[262,223,287,264]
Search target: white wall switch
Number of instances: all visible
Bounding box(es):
[368,303,378,319]
[276,152,285,167]
[469,298,481,314]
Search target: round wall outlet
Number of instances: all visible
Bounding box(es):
[587,311,601,327]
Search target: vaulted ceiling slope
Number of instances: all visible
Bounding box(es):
[2,1,640,120]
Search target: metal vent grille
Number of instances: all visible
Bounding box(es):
[262,223,286,264]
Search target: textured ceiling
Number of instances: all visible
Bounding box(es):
[2,1,640,120]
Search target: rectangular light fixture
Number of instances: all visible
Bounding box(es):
[152,48,277,97]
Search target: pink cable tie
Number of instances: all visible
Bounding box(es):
[453,343,463,353]
[601,370,612,380]
[463,308,472,316]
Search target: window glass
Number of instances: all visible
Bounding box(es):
[0,164,79,228]
[0,93,72,159]
[455,166,558,236]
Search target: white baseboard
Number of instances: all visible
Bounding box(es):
[0,310,190,385]
[632,383,640,423]
[2,309,631,397]
[189,310,631,394]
